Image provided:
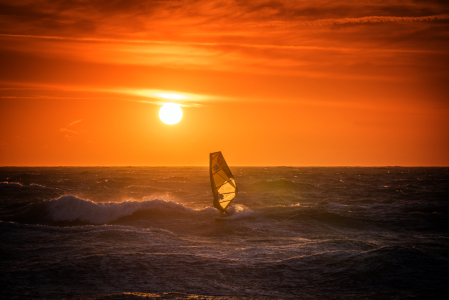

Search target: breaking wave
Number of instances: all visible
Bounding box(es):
[2,195,253,226]
[45,195,208,224]
[227,204,254,219]
[2,194,256,226]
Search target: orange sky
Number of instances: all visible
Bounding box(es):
[1,0,448,166]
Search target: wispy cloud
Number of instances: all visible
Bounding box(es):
[244,14,449,28]
[312,14,449,25]
[68,119,83,126]
[0,82,227,106]
[59,128,78,141]
[1,33,442,53]
[59,119,85,141]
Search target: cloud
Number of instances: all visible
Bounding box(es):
[0,0,448,84]
[0,82,224,107]
[59,118,84,141]
[59,127,79,141]
[68,119,83,126]
[247,14,449,27]
[1,1,448,38]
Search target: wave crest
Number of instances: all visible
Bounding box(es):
[45,196,201,224]
[0,181,56,190]
[227,204,254,219]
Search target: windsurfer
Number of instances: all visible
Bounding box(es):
[210,151,237,219]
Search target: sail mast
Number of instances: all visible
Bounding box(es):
[209,152,219,211]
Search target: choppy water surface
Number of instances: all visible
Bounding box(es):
[1,167,448,299]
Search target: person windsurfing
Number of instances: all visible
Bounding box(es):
[209,151,238,218]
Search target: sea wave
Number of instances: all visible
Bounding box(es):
[0,219,175,236]
[249,178,316,192]
[43,195,254,224]
[0,181,57,190]
[227,204,254,219]
[161,176,190,181]
[251,179,299,190]
[45,196,206,224]
[1,194,256,226]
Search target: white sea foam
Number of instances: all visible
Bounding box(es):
[227,204,255,219]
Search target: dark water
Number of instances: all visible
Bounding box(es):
[1,167,448,299]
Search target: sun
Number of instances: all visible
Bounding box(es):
[159,103,183,125]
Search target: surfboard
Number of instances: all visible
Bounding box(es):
[210,151,238,218]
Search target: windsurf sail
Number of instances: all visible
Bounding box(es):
[210,151,238,215]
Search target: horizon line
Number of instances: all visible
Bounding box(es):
[1,165,447,168]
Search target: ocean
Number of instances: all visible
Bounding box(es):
[1,167,448,299]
